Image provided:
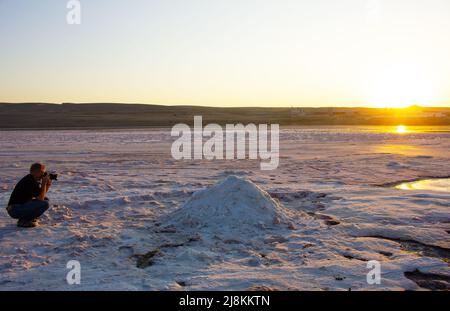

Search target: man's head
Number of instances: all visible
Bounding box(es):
[30,163,46,181]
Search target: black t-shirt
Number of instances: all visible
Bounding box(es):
[7,174,41,206]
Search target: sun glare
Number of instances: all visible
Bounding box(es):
[368,64,435,108]
[396,125,408,134]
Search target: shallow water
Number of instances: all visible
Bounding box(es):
[395,178,450,192]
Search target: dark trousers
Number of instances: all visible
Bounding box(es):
[7,199,50,221]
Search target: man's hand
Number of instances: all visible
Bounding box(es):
[42,175,50,186]
[38,175,50,200]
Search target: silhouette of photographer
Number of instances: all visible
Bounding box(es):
[6,163,55,228]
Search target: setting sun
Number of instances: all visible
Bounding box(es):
[396,125,408,134]
[368,63,436,108]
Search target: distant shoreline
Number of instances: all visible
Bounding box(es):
[2,125,450,132]
[1,103,450,129]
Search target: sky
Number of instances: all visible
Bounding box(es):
[0,0,450,107]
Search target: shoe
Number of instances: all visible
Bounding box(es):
[17,219,38,228]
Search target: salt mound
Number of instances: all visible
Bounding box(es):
[167,176,292,231]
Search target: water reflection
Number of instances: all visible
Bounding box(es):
[374,144,434,156]
[364,125,450,134]
[395,178,450,192]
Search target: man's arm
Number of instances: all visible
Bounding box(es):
[37,176,51,201]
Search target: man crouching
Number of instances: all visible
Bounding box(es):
[6,163,52,228]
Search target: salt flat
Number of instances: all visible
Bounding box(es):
[0,126,449,290]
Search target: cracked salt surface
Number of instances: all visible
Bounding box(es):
[0,127,449,290]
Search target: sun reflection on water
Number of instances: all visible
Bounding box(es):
[395,179,450,192]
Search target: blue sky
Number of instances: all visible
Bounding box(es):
[1,0,449,107]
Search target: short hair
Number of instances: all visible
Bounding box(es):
[30,163,45,173]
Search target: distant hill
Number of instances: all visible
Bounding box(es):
[0,103,449,129]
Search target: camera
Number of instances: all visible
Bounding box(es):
[43,172,58,181]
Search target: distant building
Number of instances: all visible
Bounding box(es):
[290,108,306,116]
[420,112,446,118]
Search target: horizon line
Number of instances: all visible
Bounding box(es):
[1,102,450,109]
